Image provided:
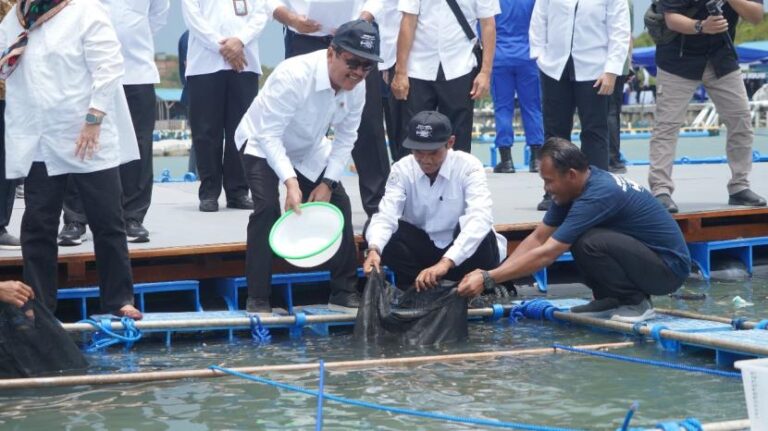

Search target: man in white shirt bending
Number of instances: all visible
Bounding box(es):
[391,0,499,155]
[235,20,381,314]
[182,0,267,213]
[363,111,507,291]
[59,0,169,245]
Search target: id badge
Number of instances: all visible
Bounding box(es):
[233,0,248,16]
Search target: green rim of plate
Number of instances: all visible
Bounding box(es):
[268,202,344,260]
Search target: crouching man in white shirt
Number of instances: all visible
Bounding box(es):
[363,111,508,292]
[235,20,382,314]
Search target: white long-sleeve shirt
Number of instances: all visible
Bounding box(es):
[0,0,138,179]
[101,0,169,85]
[398,0,500,81]
[378,0,400,70]
[267,0,382,37]
[182,0,268,77]
[366,150,507,266]
[529,0,630,81]
[234,50,365,184]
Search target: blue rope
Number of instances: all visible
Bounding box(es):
[648,324,679,351]
[731,317,748,330]
[316,360,325,431]
[77,317,142,352]
[618,401,638,431]
[210,365,582,431]
[552,344,741,379]
[249,315,272,343]
[510,299,559,323]
[755,319,768,330]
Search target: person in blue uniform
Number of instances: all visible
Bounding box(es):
[491,0,544,174]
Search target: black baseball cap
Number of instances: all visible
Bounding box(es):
[331,19,383,63]
[402,111,453,150]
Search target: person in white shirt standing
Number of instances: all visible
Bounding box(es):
[0,0,142,319]
[529,0,630,210]
[363,111,507,292]
[235,20,382,314]
[58,0,169,246]
[391,0,499,155]
[182,0,267,213]
[268,0,390,222]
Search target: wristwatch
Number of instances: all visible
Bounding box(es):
[85,112,103,125]
[480,270,496,292]
[694,20,704,35]
[321,177,339,190]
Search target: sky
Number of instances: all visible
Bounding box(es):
[154,0,768,68]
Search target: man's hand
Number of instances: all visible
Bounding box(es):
[701,15,729,34]
[308,182,332,203]
[414,258,453,291]
[0,280,34,308]
[391,71,410,101]
[593,72,617,96]
[457,269,485,297]
[219,37,247,72]
[284,178,303,214]
[363,248,381,274]
[75,123,101,160]
[470,70,491,100]
[291,14,321,34]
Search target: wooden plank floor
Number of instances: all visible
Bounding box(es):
[1,163,766,286]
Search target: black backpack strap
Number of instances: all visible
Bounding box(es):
[445,0,476,43]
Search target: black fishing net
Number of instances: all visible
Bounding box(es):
[0,300,88,378]
[354,271,468,346]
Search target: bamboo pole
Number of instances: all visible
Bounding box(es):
[61,307,506,333]
[550,311,768,357]
[657,308,766,330]
[0,341,633,390]
[700,419,751,431]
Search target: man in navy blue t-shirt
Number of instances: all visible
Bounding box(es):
[458,138,691,322]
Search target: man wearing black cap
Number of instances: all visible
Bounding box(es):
[235,20,382,314]
[363,111,507,291]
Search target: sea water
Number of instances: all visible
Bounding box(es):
[0,272,766,430]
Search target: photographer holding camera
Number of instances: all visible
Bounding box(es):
[649,0,766,213]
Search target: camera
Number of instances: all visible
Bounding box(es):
[706,0,724,16]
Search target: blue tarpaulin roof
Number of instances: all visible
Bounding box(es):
[155,88,183,102]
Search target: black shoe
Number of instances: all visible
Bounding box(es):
[58,222,87,246]
[14,184,23,199]
[655,193,678,213]
[536,193,552,211]
[528,146,541,173]
[199,199,219,212]
[493,160,515,173]
[569,297,621,319]
[246,297,272,314]
[728,189,767,207]
[0,228,20,250]
[608,162,627,174]
[227,195,254,210]
[328,291,361,311]
[126,219,150,243]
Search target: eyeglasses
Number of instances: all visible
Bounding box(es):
[343,57,374,73]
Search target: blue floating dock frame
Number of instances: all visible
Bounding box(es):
[58,280,202,320]
[687,236,768,280]
[532,252,573,292]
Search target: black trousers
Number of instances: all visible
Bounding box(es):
[570,228,685,305]
[381,220,500,287]
[540,63,609,170]
[242,155,358,301]
[0,101,16,229]
[284,28,390,217]
[64,84,156,224]
[187,70,256,202]
[22,163,135,314]
[383,67,409,162]
[607,75,627,167]
[406,70,475,153]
